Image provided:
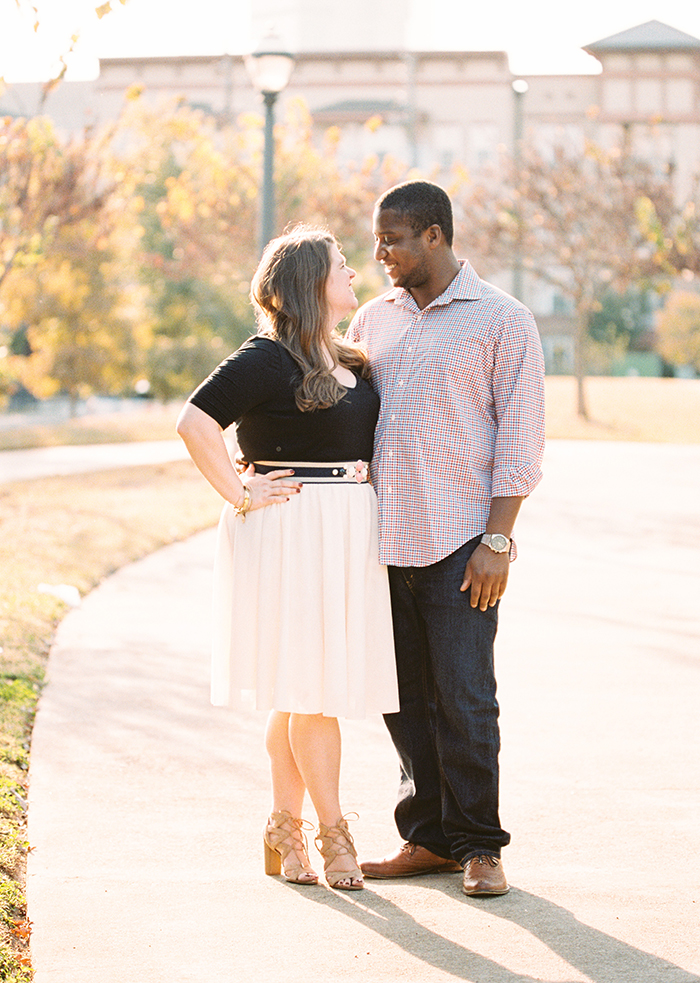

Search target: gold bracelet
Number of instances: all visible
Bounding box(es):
[233,485,252,522]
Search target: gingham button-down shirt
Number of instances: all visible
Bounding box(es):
[349,260,545,567]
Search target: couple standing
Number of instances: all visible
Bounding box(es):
[177,180,545,895]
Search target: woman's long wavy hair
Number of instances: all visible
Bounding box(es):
[250,226,369,412]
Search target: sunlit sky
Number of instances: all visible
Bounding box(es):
[2,0,700,82]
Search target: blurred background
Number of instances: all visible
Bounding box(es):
[1,0,700,428]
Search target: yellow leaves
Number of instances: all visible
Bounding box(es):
[635,195,657,228]
[95,2,112,17]
[324,126,342,150]
[495,209,515,229]
[165,180,195,223]
[655,291,700,369]
[126,83,143,101]
[283,97,312,136]
[238,112,264,130]
[451,163,470,187]
[364,115,383,134]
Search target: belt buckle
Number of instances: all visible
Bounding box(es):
[347,460,368,483]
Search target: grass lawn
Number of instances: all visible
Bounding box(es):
[2,377,699,453]
[545,376,700,443]
[0,374,698,978]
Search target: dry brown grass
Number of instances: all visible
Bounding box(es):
[0,459,221,676]
[545,376,700,443]
[3,378,699,454]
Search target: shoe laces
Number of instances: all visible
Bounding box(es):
[470,854,500,868]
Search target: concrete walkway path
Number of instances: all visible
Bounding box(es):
[26,441,700,982]
[0,441,188,484]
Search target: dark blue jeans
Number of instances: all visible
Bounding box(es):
[384,536,510,864]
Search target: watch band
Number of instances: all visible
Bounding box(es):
[480,533,511,553]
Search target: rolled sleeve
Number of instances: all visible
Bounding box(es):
[491,309,545,498]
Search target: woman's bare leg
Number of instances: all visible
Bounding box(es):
[288,713,362,886]
[265,710,306,814]
[264,711,316,879]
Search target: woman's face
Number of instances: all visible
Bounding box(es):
[324,243,357,327]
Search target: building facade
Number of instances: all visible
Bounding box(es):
[6,19,698,182]
[2,18,699,372]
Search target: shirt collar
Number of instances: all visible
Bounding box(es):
[384,260,482,311]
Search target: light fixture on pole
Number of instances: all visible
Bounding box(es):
[511,79,529,301]
[244,33,295,252]
[512,78,528,151]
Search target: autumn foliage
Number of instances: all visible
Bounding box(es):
[655,291,700,372]
[0,95,407,408]
[454,141,680,416]
[2,92,700,414]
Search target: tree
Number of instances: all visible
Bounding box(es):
[111,96,262,397]
[0,92,404,408]
[655,291,700,374]
[587,288,654,349]
[0,116,132,407]
[653,176,700,281]
[458,142,675,418]
[0,116,113,291]
[5,218,148,410]
[273,99,402,285]
[112,96,397,397]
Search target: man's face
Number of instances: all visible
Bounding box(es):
[372,207,432,291]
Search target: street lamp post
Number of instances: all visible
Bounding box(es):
[244,35,295,253]
[511,79,528,301]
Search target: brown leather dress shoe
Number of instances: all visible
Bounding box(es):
[360,842,462,878]
[462,855,509,895]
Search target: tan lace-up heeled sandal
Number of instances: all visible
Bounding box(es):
[315,815,364,890]
[264,811,319,885]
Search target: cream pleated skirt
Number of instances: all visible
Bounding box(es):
[210,480,399,718]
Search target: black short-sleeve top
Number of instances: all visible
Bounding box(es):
[187,336,379,463]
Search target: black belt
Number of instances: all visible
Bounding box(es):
[254,461,369,483]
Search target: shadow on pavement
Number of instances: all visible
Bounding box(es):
[480,888,700,983]
[280,879,699,983]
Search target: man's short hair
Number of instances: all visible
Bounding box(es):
[376,180,454,247]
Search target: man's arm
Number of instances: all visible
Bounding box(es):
[460,496,524,611]
[462,303,545,611]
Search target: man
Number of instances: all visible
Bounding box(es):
[349,180,545,895]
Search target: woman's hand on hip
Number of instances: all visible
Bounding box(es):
[241,464,301,511]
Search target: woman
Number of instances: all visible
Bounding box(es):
[176,227,399,890]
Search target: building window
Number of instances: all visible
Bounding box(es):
[666,78,694,115]
[603,78,633,114]
[636,78,663,115]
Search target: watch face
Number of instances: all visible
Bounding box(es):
[490,534,509,552]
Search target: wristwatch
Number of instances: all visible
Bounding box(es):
[480,533,511,553]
